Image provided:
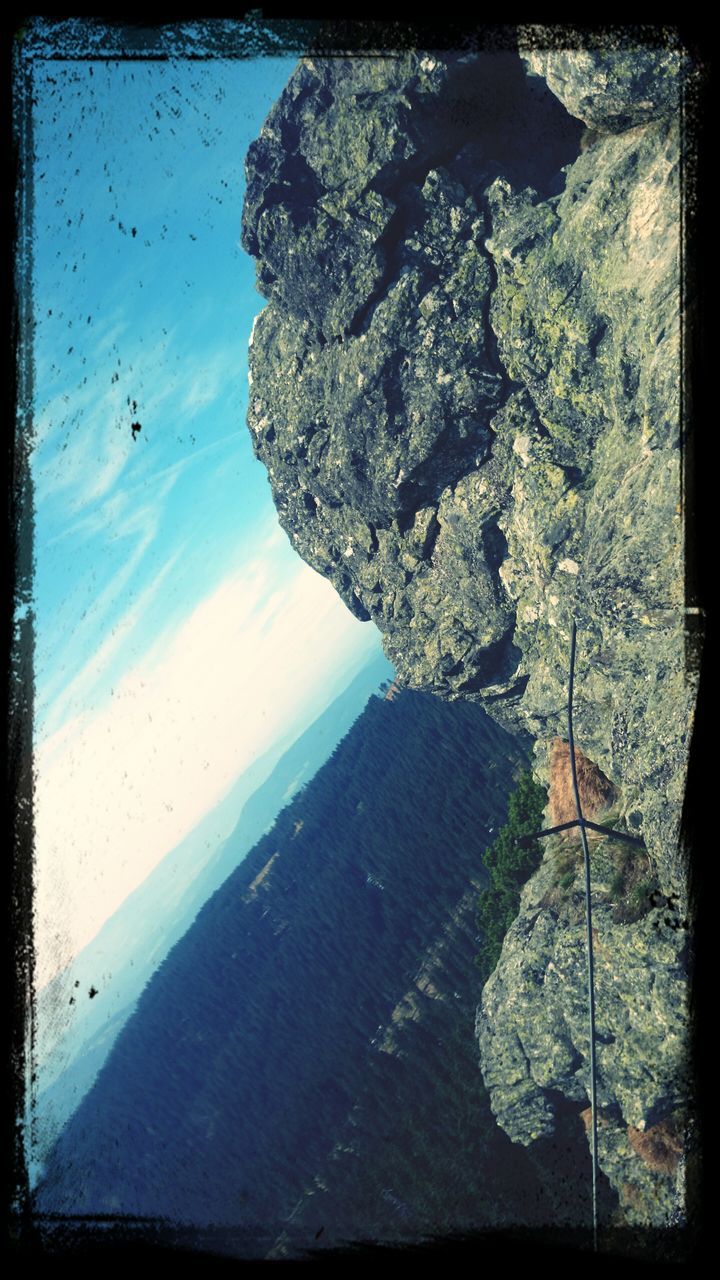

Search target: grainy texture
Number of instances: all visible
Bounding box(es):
[241,45,696,1229]
[476,832,690,1227]
[522,45,683,130]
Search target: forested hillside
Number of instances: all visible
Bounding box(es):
[37,689,575,1253]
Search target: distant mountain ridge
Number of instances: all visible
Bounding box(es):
[35,689,587,1254]
[31,651,393,1180]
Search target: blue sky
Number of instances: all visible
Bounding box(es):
[26,52,389,986]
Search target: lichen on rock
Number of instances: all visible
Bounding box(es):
[241,37,697,1231]
[520,39,684,131]
[476,829,690,1226]
[243,51,583,704]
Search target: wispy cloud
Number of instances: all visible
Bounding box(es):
[44,429,243,550]
[34,545,379,988]
[35,460,187,736]
[87,311,132,359]
[180,347,239,414]
[37,538,186,741]
[33,326,242,517]
[33,383,134,510]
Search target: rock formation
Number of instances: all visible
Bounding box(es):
[476,831,689,1228]
[241,38,697,1232]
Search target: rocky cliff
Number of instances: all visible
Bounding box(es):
[241,39,697,1233]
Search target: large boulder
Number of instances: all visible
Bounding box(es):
[522,44,684,130]
[243,48,692,897]
[242,45,696,1229]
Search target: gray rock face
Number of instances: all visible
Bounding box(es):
[241,46,696,1229]
[243,52,582,703]
[243,47,693,890]
[522,45,684,130]
[476,835,689,1225]
[484,112,691,901]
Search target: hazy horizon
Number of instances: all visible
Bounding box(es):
[22,42,390,985]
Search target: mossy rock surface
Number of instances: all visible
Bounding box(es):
[522,44,684,130]
[243,48,693,898]
[242,46,696,1229]
[476,832,689,1226]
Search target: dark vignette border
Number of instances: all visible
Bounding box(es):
[5,12,710,1270]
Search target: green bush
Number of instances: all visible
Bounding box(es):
[609,870,625,899]
[628,877,658,916]
[475,771,547,982]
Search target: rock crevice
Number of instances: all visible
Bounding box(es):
[241,41,696,1229]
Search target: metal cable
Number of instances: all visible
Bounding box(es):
[568,619,599,1253]
[522,818,644,848]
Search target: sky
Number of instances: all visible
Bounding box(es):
[23,42,389,988]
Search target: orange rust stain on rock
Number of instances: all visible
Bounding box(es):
[548,737,616,835]
[627,1118,683,1175]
